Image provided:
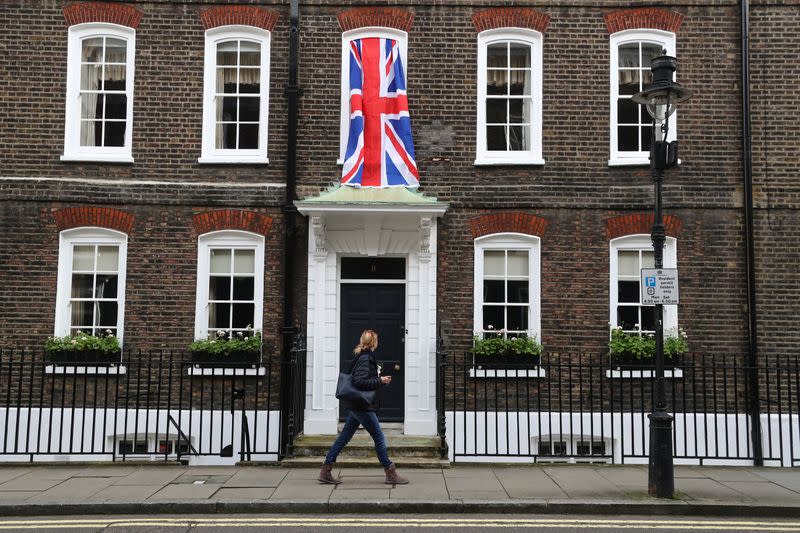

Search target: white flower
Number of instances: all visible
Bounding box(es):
[216,330,225,338]
[243,336,248,341]
[70,339,77,344]
[487,325,494,330]
[237,331,244,337]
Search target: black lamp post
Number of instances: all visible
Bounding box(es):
[632,53,692,499]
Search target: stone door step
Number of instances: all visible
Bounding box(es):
[280,456,450,468]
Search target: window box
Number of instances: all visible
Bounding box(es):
[190,350,260,368]
[609,352,680,370]
[474,353,541,369]
[47,349,121,365]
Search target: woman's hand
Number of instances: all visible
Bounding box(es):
[381,376,392,385]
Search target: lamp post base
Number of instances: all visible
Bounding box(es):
[648,410,675,498]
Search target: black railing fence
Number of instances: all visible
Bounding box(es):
[0,348,306,463]
[439,353,800,466]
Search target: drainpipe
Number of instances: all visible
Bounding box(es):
[740,0,763,466]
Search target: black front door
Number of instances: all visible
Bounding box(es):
[339,283,405,422]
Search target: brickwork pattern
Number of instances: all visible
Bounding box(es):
[469,212,548,239]
[471,7,550,34]
[63,1,143,29]
[53,206,135,234]
[604,8,684,35]
[192,209,273,237]
[605,214,682,240]
[199,5,279,32]
[337,6,414,32]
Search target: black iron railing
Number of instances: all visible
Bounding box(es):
[440,353,800,466]
[0,347,306,463]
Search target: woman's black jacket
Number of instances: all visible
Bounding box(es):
[345,349,381,412]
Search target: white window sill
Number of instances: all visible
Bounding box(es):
[198,156,269,165]
[608,157,682,167]
[605,369,683,379]
[474,157,545,166]
[61,154,134,164]
[186,365,266,377]
[45,365,126,375]
[469,367,546,378]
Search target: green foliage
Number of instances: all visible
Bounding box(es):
[608,328,688,360]
[189,330,262,356]
[45,331,120,354]
[471,334,542,358]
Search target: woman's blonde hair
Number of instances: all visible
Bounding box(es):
[354,329,378,354]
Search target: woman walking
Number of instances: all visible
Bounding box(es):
[318,329,409,485]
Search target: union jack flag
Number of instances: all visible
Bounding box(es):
[341,38,419,188]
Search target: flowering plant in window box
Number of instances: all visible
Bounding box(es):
[471,331,543,369]
[608,326,688,369]
[189,329,262,367]
[45,330,121,364]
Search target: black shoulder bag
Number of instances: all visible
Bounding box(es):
[335,353,376,409]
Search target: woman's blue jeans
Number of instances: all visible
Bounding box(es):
[324,410,392,468]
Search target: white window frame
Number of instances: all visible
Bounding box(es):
[62,23,136,163]
[338,27,408,164]
[609,234,678,334]
[194,230,265,340]
[473,233,541,342]
[475,28,544,166]
[54,227,128,344]
[609,29,676,166]
[199,26,271,164]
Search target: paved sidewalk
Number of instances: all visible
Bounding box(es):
[0,463,798,517]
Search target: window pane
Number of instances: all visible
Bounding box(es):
[618,251,639,276]
[216,41,238,66]
[509,43,530,68]
[72,246,94,270]
[209,303,231,329]
[508,126,527,151]
[507,280,528,304]
[209,276,231,301]
[80,120,101,146]
[80,64,102,91]
[240,41,260,66]
[220,96,237,120]
[82,37,104,62]
[105,38,126,62]
[234,249,255,274]
[486,99,506,124]
[96,246,119,271]
[210,249,231,273]
[80,94,102,119]
[104,121,126,147]
[618,43,640,68]
[617,98,638,124]
[71,301,94,328]
[507,251,528,276]
[218,123,237,149]
[103,65,126,91]
[96,301,118,327]
[233,277,254,300]
[642,251,654,268]
[486,126,506,150]
[238,124,259,149]
[484,250,504,275]
[483,280,504,303]
[218,68,237,93]
[641,306,656,331]
[239,70,260,94]
[509,99,530,123]
[618,280,640,303]
[618,126,638,151]
[487,43,507,68]
[642,43,662,64]
[617,306,638,331]
[507,306,528,331]
[71,274,94,298]
[641,126,653,152]
[95,275,118,299]
[482,305,504,331]
[239,97,260,122]
[486,70,507,95]
[509,70,530,96]
[618,70,639,95]
[232,303,255,328]
[104,94,127,120]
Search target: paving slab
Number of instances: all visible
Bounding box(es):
[676,478,753,502]
[721,481,800,504]
[282,468,323,481]
[543,466,626,499]
[390,475,448,500]
[148,483,223,500]
[699,467,768,482]
[0,491,37,502]
[746,469,800,492]
[332,476,386,490]
[28,477,114,502]
[337,467,386,477]
[448,490,510,500]
[223,468,287,488]
[173,474,232,484]
[91,485,162,501]
[329,488,391,500]
[0,469,31,484]
[0,474,64,492]
[493,466,568,499]
[593,466,648,492]
[213,487,275,500]
[112,468,184,486]
[674,465,711,478]
[71,466,137,478]
[270,479,335,500]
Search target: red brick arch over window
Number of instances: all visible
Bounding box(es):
[470,212,548,240]
[53,207,134,234]
[337,7,414,33]
[63,2,143,29]
[199,6,279,32]
[472,8,550,34]
[193,210,273,238]
[605,214,682,240]
[604,8,684,35]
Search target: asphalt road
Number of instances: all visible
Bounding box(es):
[0,514,799,532]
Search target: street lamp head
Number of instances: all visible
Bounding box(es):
[631,55,692,122]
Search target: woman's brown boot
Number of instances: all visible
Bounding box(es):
[318,463,342,484]
[384,463,409,485]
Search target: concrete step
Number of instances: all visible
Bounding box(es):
[280,455,450,468]
[291,434,444,459]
